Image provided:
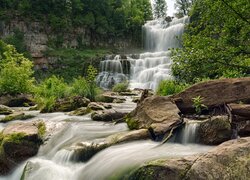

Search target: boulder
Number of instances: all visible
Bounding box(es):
[126,96,182,139]
[69,107,91,116]
[238,120,250,136]
[0,105,13,115]
[128,137,250,180]
[228,103,250,117]
[88,102,105,111]
[91,109,127,122]
[172,78,250,114]
[198,116,232,145]
[0,121,45,175]
[0,94,35,107]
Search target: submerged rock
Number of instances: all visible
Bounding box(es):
[0,105,13,115]
[128,137,250,180]
[198,116,232,145]
[0,121,45,175]
[126,96,183,140]
[172,78,250,114]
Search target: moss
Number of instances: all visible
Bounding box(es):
[37,121,46,138]
[0,113,35,123]
[2,133,27,144]
[125,116,139,130]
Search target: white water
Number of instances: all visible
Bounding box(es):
[97,16,189,91]
[0,99,212,180]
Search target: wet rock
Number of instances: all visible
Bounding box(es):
[113,98,126,103]
[129,137,250,180]
[228,103,250,117]
[128,157,196,180]
[69,107,91,116]
[198,116,231,145]
[88,102,105,111]
[0,121,45,175]
[0,105,13,115]
[186,137,250,180]
[238,120,250,136]
[67,129,150,162]
[0,112,35,123]
[0,94,35,107]
[119,92,138,96]
[172,78,250,114]
[126,96,183,139]
[91,109,127,122]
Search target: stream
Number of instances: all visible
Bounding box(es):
[0,98,212,180]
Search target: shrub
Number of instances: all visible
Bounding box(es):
[192,96,208,114]
[70,76,89,97]
[0,41,34,95]
[86,65,99,101]
[112,82,129,93]
[34,76,69,111]
[156,80,188,96]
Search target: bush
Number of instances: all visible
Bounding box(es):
[0,41,34,95]
[112,82,129,93]
[34,76,69,111]
[156,80,189,96]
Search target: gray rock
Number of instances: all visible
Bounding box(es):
[0,105,13,115]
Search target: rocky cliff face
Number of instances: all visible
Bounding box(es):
[0,19,135,68]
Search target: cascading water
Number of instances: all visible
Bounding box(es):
[97,16,189,90]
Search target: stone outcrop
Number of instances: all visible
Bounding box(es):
[172,78,250,113]
[128,137,250,180]
[0,121,45,175]
[69,107,91,116]
[126,96,183,139]
[198,116,232,145]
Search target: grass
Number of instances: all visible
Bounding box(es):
[37,121,46,138]
[156,80,189,96]
[112,82,129,93]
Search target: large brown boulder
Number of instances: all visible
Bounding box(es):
[126,96,183,139]
[128,137,250,180]
[91,109,127,122]
[172,78,250,114]
[0,121,45,175]
[198,116,232,145]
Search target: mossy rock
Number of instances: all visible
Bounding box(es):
[0,105,13,115]
[69,107,92,116]
[126,116,139,130]
[0,113,35,123]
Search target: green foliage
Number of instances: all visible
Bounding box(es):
[0,0,153,43]
[70,77,89,97]
[86,65,99,101]
[34,75,69,112]
[153,0,167,19]
[156,80,188,96]
[0,40,34,95]
[174,0,195,17]
[37,121,46,138]
[112,82,129,93]
[192,96,208,114]
[172,0,250,83]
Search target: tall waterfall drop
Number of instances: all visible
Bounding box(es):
[97,16,189,91]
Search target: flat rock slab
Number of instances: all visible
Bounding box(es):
[172,78,250,113]
[228,103,250,117]
[3,122,39,137]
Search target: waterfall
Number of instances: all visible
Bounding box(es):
[97,16,189,91]
[170,120,200,144]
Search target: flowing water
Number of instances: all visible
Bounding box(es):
[97,16,189,90]
[0,99,212,180]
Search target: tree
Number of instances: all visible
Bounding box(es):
[0,40,34,95]
[153,0,167,19]
[172,0,250,83]
[174,0,194,17]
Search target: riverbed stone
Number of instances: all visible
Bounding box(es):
[0,121,45,175]
[69,107,91,116]
[0,94,35,107]
[198,116,232,145]
[91,109,127,122]
[128,137,250,180]
[126,96,183,139]
[0,105,13,115]
[172,78,250,114]
[0,112,35,123]
[88,102,105,111]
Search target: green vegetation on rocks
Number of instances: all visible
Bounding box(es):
[112,82,129,93]
[156,80,189,96]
